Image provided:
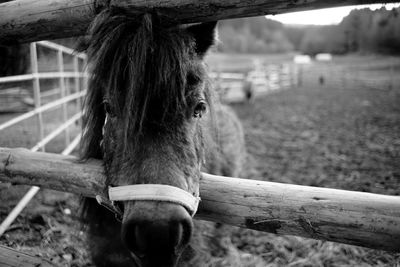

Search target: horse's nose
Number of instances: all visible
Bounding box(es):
[121,201,193,261]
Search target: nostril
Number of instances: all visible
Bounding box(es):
[176,215,193,252]
[134,225,147,254]
[121,204,194,258]
[169,221,183,248]
[122,222,144,256]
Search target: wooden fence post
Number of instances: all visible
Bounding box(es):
[0,245,54,267]
[1,148,400,252]
[1,0,400,43]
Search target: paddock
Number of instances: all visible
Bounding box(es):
[0,0,400,265]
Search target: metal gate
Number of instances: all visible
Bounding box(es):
[0,41,87,236]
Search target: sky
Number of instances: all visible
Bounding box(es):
[265,3,400,25]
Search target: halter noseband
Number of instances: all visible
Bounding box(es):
[96,185,200,221]
[108,184,200,216]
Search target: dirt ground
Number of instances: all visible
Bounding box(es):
[0,55,400,266]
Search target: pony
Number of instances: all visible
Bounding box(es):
[80,9,245,267]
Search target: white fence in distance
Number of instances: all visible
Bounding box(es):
[212,63,299,103]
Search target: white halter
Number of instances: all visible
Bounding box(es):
[108,184,200,216]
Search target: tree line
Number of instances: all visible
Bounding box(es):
[218,7,400,55]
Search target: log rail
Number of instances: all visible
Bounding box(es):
[1,0,400,44]
[1,147,399,252]
[0,245,54,267]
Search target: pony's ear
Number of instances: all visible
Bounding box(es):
[187,21,218,57]
[75,36,91,52]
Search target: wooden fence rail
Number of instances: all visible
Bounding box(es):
[0,245,54,267]
[1,147,399,252]
[1,0,399,43]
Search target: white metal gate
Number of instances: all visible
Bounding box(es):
[0,41,87,236]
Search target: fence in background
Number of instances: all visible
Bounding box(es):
[0,41,88,236]
[211,63,298,103]
[295,57,399,91]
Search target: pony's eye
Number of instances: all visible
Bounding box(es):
[104,101,113,115]
[187,72,200,87]
[193,101,207,118]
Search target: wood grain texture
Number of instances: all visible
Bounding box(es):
[0,147,105,196]
[1,147,400,251]
[0,0,97,44]
[1,0,400,43]
[0,245,54,267]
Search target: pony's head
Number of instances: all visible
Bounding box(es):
[81,10,217,266]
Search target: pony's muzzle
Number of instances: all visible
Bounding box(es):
[121,201,193,265]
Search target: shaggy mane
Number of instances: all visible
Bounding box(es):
[80,9,210,162]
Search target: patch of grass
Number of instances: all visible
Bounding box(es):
[229,54,400,266]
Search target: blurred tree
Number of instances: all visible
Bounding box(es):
[217,7,400,55]
[218,17,293,54]
[0,0,29,77]
[284,26,308,51]
[0,45,29,76]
